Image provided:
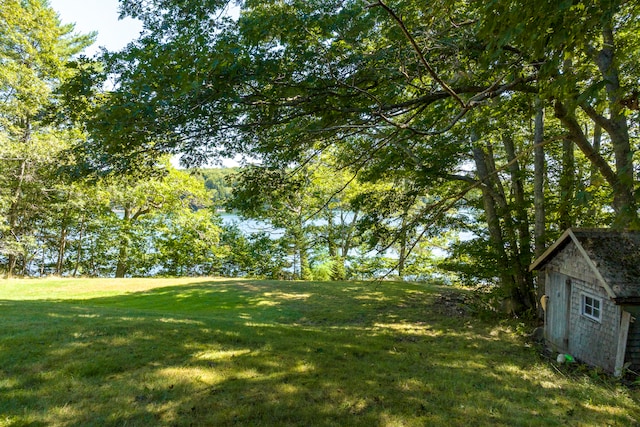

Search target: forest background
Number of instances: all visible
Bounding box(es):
[1,0,639,316]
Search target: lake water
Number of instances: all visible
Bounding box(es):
[219,212,285,238]
[218,211,472,260]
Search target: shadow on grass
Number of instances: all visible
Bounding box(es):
[1,280,638,426]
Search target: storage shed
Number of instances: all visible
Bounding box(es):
[530,228,640,376]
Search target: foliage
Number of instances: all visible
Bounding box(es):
[0,0,93,276]
[218,224,289,279]
[10,0,637,303]
[0,159,225,277]
[197,167,237,208]
[227,155,367,280]
[154,208,223,276]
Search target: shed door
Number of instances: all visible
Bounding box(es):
[547,272,572,351]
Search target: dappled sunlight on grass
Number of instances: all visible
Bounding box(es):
[193,348,252,361]
[263,291,312,300]
[156,366,225,386]
[583,403,631,417]
[157,317,205,325]
[372,322,439,336]
[539,379,563,389]
[354,292,393,301]
[256,299,279,307]
[0,276,234,300]
[0,278,638,426]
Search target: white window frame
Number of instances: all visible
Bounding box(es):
[581,293,602,322]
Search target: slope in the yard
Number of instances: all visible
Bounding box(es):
[0,278,638,426]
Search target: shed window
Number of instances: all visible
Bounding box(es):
[581,294,602,322]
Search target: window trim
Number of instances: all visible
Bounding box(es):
[581,293,602,322]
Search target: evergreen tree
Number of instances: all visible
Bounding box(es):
[0,0,93,276]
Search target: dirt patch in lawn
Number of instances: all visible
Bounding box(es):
[432,289,479,318]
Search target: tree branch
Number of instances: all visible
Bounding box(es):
[579,102,615,135]
[371,0,467,109]
[554,100,618,188]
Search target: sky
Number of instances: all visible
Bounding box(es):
[49,0,144,56]
[48,0,241,167]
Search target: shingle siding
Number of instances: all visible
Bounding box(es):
[543,241,622,373]
[544,242,594,281]
[568,278,619,372]
[624,306,640,372]
[533,229,640,375]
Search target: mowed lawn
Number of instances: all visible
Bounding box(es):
[0,278,638,426]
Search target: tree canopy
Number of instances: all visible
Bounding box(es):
[0,0,94,276]
[68,0,640,308]
[9,0,638,313]
[87,0,638,220]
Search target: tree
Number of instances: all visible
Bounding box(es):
[155,207,223,276]
[301,154,365,279]
[53,181,116,277]
[0,0,93,276]
[198,167,237,208]
[228,166,313,279]
[107,163,214,277]
[354,179,425,279]
[476,0,640,226]
[218,224,288,279]
[27,166,223,278]
[227,151,367,280]
[81,0,639,312]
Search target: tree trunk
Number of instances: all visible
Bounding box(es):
[115,239,128,278]
[73,215,85,277]
[584,123,603,223]
[533,99,546,257]
[340,209,358,259]
[502,134,535,310]
[553,99,635,225]
[558,21,637,227]
[291,219,310,280]
[590,123,602,186]
[299,246,311,280]
[6,254,18,278]
[39,229,46,276]
[5,117,34,277]
[533,98,547,319]
[332,210,357,281]
[596,22,636,226]
[558,138,575,230]
[397,216,407,279]
[115,207,131,278]
[484,142,527,297]
[6,157,28,278]
[472,146,512,291]
[56,226,68,275]
[325,211,336,258]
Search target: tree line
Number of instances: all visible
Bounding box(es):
[2,0,639,315]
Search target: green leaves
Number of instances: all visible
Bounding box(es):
[0,0,95,275]
[54,0,640,287]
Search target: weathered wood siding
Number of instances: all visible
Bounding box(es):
[567,277,620,373]
[624,306,640,372]
[543,241,621,373]
[545,271,570,352]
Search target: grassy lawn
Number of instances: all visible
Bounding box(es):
[0,278,638,426]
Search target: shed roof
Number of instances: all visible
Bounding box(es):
[530,228,640,303]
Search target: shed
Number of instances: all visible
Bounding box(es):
[530,228,640,376]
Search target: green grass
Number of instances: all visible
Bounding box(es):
[0,277,638,426]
